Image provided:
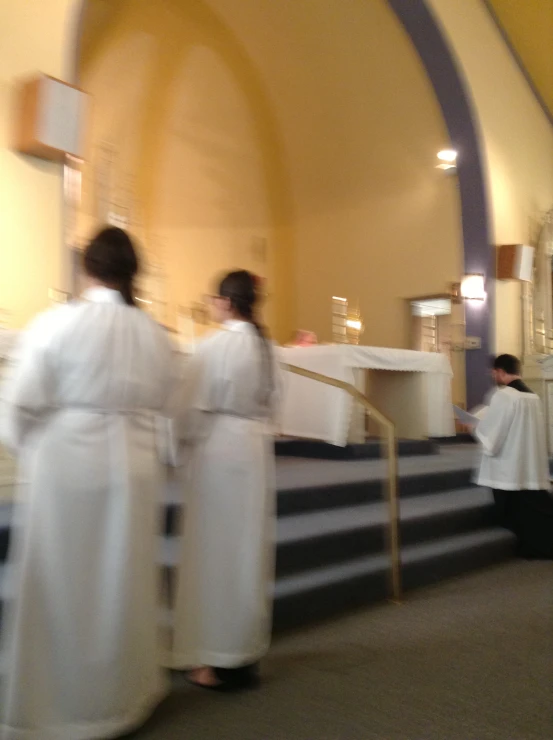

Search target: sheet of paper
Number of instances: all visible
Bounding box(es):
[469,405,489,420]
[453,405,481,426]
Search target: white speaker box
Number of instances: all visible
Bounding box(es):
[13,74,88,162]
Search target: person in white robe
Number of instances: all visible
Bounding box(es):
[474,354,553,559]
[169,270,278,691]
[0,227,175,740]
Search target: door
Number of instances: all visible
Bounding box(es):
[409,296,466,410]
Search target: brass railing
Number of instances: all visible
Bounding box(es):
[282,363,402,602]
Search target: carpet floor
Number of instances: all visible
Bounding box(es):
[131,559,553,740]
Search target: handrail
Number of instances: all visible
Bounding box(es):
[282,363,402,603]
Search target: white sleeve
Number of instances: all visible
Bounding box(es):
[475,391,516,457]
[0,314,55,451]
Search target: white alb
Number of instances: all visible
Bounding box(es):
[476,386,550,491]
[0,287,175,740]
[169,320,278,669]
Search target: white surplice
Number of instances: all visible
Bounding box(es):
[169,321,278,669]
[475,386,550,491]
[0,287,175,740]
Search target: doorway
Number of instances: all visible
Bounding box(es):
[408,295,466,409]
[410,297,452,356]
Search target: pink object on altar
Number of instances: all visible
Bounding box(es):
[290,330,318,347]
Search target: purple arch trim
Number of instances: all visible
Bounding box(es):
[388,0,493,408]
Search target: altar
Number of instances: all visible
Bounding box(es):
[1,328,455,448]
[276,344,455,445]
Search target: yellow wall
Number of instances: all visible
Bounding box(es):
[78,0,296,341]
[79,0,462,348]
[427,0,553,357]
[2,0,552,361]
[0,0,81,328]
[273,0,461,348]
[487,0,553,120]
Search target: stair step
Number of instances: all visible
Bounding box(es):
[277,468,475,517]
[160,488,497,577]
[275,528,513,597]
[0,525,515,633]
[273,528,516,629]
[275,438,439,460]
[278,488,491,544]
[162,467,478,535]
[275,487,495,574]
[0,487,497,575]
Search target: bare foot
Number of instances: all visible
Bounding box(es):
[189,666,221,687]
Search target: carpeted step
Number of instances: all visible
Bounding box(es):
[275,487,496,576]
[0,468,480,566]
[0,509,515,635]
[160,487,496,578]
[275,468,475,518]
[275,438,439,460]
[432,434,476,445]
[162,466,476,535]
[0,447,518,634]
[273,528,516,630]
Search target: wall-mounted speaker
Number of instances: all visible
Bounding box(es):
[496,244,534,282]
[12,74,88,162]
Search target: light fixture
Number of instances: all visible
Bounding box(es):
[346,319,362,331]
[436,149,457,174]
[460,274,486,301]
[437,149,457,163]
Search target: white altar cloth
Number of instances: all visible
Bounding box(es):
[276,345,455,445]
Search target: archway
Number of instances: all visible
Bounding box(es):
[71,0,490,406]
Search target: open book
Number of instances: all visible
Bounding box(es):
[453,405,488,427]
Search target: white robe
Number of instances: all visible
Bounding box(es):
[0,287,175,740]
[169,320,278,669]
[475,386,550,491]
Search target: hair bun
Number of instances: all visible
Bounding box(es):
[83,226,139,306]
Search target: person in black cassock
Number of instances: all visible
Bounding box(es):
[474,354,553,559]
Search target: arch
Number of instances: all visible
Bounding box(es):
[70,0,489,405]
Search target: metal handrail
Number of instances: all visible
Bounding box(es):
[282,363,401,602]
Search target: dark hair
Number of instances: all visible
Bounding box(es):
[218,270,273,404]
[493,354,521,376]
[83,226,139,306]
